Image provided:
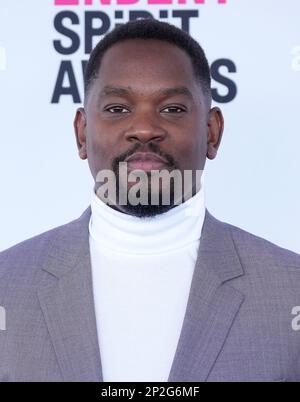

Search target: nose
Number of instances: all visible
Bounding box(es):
[124,108,167,144]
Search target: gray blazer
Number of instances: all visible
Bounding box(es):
[0,207,300,382]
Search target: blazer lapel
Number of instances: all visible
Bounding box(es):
[37,207,103,382]
[168,209,245,382]
[37,206,245,382]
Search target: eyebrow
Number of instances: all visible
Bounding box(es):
[97,86,194,102]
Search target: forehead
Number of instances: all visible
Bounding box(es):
[92,39,200,96]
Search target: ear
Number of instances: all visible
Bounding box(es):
[207,107,224,160]
[74,107,87,160]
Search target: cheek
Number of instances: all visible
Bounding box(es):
[175,125,207,170]
[86,125,112,175]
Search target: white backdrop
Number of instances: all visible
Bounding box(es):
[0,0,299,253]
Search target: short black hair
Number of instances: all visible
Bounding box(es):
[84,18,211,99]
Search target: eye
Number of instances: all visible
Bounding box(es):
[161,106,186,113]
[104,105,130,114]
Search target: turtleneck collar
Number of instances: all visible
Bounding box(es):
[89,173,206,255]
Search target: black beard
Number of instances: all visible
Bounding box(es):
[117,203,177,218]
[113,180,178,218]
[110,142,182,218]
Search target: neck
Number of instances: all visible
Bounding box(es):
[89,173,206,255]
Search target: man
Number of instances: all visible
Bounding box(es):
[0,19,300,382]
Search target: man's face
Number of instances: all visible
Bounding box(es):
[74,38,223,217]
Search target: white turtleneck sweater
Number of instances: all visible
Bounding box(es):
[88,174,206,382]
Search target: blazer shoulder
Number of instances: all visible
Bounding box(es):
[222,219,300,270]
[0,207,91,280]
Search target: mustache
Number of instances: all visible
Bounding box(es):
[112,142,178,171]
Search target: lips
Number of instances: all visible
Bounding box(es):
[124,152,168,171]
